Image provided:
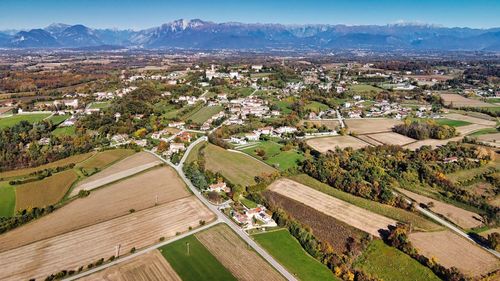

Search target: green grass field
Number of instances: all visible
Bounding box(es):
[88,101,110,109]
[240,197,258,209]
[289,174,441,232]
[304,101,329,113]
[0,113,51,129]
[253,229,339,281]
[242,141,304,171]
[350,84,382,93]
[0,182,15,217]
[52,126,76,137]
[48,114,70,126]
[159,235,236,281]
[485,98,500,104]
[187,106,223,124]
[469,128,499,136]
[236,87,255,97]
[76,149,135,174]
[354,240,440,281]
[204,144,276,186]
[434,118,471,127]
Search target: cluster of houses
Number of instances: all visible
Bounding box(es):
[229,125,297,145]
[231,205,276,230]
[94,86,137,101]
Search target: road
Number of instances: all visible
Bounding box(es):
[396,191,500,259]
[149,138,299,281]
[335,109,345,128]
[64,219,222,281]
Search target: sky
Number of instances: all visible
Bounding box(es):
[0,0,499,30]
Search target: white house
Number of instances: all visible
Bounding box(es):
[208,182,230,193]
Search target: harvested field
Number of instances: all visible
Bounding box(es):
[300,119,341,130]
[355,135,383,146]
[409,231,499,276]
[365,132,416,146]
[0,152,94,179]
[76,149,135,172]
[80,250,181,281]
[196,224,284,281]
[344,118,402,134]
[268,179,397,237]
[0,166,189,252]
[444,113,497,126]
[204,144,276,186]
[264,191,365,254]
[440,94,495,108]
[15,169,78,211]
[0,196,215,281]
[307,135,370,152]
[403,136,462,150]
[456,124,490,136]
[398,188,483,229]
[476,133,500,147]
[71,152,162,196]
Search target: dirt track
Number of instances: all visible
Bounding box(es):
[0,167,189,252]
[80,250,181,281]
[71,152,161,196]
[398,188,483,229]
[196,224,284,281]
[0,196,214,281]
[410,231,499,277]
[268,179,397,237]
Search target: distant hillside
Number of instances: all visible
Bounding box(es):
[1,19,499,51]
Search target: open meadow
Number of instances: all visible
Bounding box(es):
[409,231,499,277]
[0,182,15,217]
[0,166,190,252]
[354,240,440,281]
[444,113,497,126]
[241,141,304,171]
[300,119,341,130]
[80,250,182,281]
[398,188,483,229]
[186,106,223,124]
[306,135,370,152]
[15,169,78,211]
[268,179,397,237]
[203,144,276,186]
[71,151,161,196]
[0,113,51,129]
[75,148,135,174]
[160,234,236,281]
[195,224,285,281]
[253,229,339,281]
[0,197,215,281]
[344,118,402,134]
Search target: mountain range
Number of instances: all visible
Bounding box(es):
[1,19,499,51]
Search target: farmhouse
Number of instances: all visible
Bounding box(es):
[169,143,185,154]
[208,182,230,193]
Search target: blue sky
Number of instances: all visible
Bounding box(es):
[0,0,499,30]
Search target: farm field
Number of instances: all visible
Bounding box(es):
[15,169,78,211]
[187,106,223,124]
[195,224,285,281]
[446,156,500,184]
[365,132,416,146]
[403,136,462,150]
[253,229,339,281]
[268,178,397,237]
[160,234,236,281]
[241,141,304,171]
[440,93,495,108]
[304,101,329,112]
[48,114,70,125]
[71,151,162,196]
[80,250,182,281]
[350,84,382,93]
[409,230,500,277]
[398,188,483,229]
[289,174,441,231]
[264,191,366,254]
[0,166,190,252]
[476,132,500,147]
[88,101,110,109]
[0,182,15,217]
[455,123,491,135]
[434,118,471,127]
[306,135,370,152]
[354,240,440,281]
[355,134,383,146]
[345,118,402,134]
[0,197,215,281]
[300,119,341,130]
[0,152,94,179]
[75,148,135,174]
[52,125,76,137]
[203,143,276,186]
[0,113,51,129]
[185,141,205,164]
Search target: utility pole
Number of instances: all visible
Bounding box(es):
[115,244,121,258]
[186,242,190,256]
[155,195,159,206]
